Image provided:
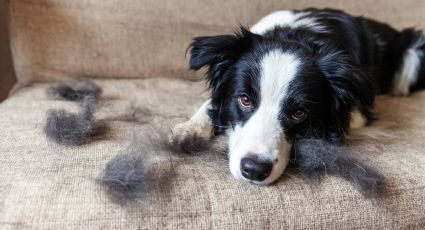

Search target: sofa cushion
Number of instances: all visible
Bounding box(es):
[1,78,425,229]
[9,0,425,84]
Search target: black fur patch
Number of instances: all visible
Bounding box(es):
[188,8,425,145]
[293,138,385,198]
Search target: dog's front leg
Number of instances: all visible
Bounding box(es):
[171,99,213,142]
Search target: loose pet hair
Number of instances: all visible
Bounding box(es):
[44,96,107,145]
[99,142,152,203]
[172,8,425,188]
[47,79,102,101]
[292,138,385,198]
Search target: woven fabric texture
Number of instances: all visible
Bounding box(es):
[1,78,425,229]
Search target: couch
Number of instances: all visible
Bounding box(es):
[1,0,425,229]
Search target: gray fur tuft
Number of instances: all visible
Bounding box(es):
[100,149,151,202]
[47,79,102,101]
[293,138,386,198]
[44,96,107,145]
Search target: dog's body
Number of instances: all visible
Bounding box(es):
[173,8,425,185]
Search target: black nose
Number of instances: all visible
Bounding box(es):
[241,156,273,181]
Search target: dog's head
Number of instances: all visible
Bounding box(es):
[188,27,374,185]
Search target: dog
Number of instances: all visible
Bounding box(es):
[172,8,425,185]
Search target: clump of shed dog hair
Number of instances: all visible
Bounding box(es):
[47,79,102,101]
[293,138,386,198]
[99,140,152,203]
[99,132,182,205]
[44,79,108,145]
[44,96,108,145]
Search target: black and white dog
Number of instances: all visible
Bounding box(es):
[172,8,425,185]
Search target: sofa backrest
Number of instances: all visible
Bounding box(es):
[9,0,425,84]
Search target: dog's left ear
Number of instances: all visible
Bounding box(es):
[317,51,376,143]
[188,27,260,89]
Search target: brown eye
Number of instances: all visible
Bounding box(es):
[238,95,253,109]
[292,109,307,121]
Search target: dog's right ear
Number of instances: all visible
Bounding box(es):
[188,27,259,88]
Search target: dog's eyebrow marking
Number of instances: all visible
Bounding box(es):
[260,50,300,108]
[250,10,327,35]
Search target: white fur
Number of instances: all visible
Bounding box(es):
[349,109,367,129]
[392,37,425,96]
[189,99,211,125]
[171,99,212,142]
[228,50,300,185]
[250,10,327,35]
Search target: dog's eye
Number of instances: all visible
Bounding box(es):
[238,95,253,109]
[291,109,307,121]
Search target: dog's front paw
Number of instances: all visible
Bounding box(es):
[167,120,213,155]
[170,120,212,143]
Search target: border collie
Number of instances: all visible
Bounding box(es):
[172,8,425,185]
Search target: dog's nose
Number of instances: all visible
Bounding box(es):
[241,156,273,181]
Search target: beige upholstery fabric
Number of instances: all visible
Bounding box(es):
[4,1,425,228]
[9,0,425,84]
[1,78,425,229]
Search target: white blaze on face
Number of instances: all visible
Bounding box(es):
[250,10,327,35]
[227,50,301,185]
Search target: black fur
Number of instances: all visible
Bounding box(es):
[47,79,102,101]
[186,8,425,189]
[395,28,425,93]
[188,8,425,144]
[293,138,385,198]
[44,96,107,145]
